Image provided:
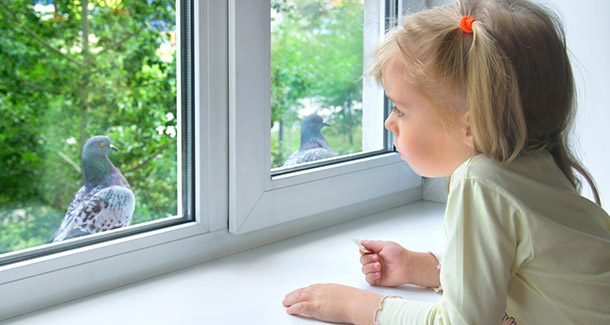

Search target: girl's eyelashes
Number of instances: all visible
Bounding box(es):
[392,105,404,117]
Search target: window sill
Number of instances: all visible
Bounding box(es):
[4,201,445,324]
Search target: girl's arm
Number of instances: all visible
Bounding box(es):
[283,284,383,324]
[282,243,441,324]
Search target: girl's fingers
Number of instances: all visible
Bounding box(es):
[286,301,315,316]
[361,261,382,275]
[282,288,308,307]
[361,240,384,253]
[359,253,379,265]
[365,271,381,285]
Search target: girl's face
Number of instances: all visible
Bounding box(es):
[383,58,476,177]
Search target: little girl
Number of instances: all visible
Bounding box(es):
[283,0,610,323]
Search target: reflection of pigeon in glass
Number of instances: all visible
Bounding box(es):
[50,136,135,243]
[283,114,335,167]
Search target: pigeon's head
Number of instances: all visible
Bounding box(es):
[82,135,119,159]
[301,114,329,136]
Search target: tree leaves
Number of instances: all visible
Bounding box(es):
[0,0,177,254]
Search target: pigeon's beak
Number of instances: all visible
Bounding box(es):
[323,122,330,127]
[109,144,119,152]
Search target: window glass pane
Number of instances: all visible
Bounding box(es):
[0,0,180,255]
[270,0,387,170]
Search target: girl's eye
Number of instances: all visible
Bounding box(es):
[392,105,404,117]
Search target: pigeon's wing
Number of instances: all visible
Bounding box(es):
[300,148,335,162]
[64,186,86,220]
[282,151,300,167]
[283,148,335,166]
[50,186,135,242]
[50,186,88,243]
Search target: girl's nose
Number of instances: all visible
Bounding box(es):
[385,113,396,133]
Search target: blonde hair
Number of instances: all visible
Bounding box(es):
[372,0,601,205]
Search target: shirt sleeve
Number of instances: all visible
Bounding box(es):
[377,176,519,324]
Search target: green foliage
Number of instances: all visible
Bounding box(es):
[0,201,62,253]
[271,0,364,167]
[0,0,177,254]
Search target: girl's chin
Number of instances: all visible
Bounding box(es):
[398,150,409,164]
[395,148,404,159]
[396,148,432,177]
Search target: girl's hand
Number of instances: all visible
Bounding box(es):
[359,240,412,287]
[360,240,441,288]
[282,284,382,324]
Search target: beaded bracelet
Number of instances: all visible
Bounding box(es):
[427,251,443,293]
[373,295,401,325]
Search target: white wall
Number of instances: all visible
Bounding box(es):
[551,0,610,207]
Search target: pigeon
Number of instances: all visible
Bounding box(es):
[283,114,335,167]
[50,135,135,243]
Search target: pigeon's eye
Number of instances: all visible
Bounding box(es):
[99,142,105,147]
[313,118,319,123]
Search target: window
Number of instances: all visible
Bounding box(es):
[1,0,425,320]
[0,0,194,265]
[270,0,387,171]
[229,0,420,234]
[0,0,223,319]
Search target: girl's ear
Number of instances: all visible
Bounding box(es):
[462,110,475,149]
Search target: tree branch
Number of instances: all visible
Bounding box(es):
[86,63,121,77]
[0,0,85,67]
[19,80,63,94]
[98,26,147,55]
[57,150,82,174]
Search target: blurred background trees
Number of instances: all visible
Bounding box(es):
[0,0,177,253]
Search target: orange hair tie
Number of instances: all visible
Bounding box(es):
[459,16,476,33]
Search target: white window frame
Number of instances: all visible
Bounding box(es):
[229,0,421,234]
[0,1,226,319]
[0,0,430,320]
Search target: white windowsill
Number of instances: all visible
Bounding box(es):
[4,201,445,324]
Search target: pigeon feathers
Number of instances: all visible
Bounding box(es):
[283,114,335,167]
[50,136,135,243]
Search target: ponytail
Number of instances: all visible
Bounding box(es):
[466,20,527,163]
[465,4,601,205]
